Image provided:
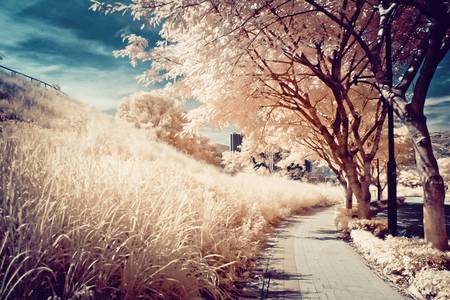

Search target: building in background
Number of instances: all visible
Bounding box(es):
[230,133,243,152]
[227,133,336,183]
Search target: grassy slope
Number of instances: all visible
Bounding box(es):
[0,72,344,300]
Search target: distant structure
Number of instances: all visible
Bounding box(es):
[267,151,274,172]
[230,133,243,152]
[227,133,336,183]
[304,159,314,172]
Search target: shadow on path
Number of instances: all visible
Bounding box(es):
[374,198,450,238]
[239,205,408,300]
[305,229,338,240]
[260,270,305,299]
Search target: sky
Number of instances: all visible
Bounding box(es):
[0,0,449,146]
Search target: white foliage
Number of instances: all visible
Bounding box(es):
[116,90,222,166]
[1,71,347,298]
[411,269,450,299]
[221,150,254,175]
[397,169,422,188]
[438,157,450,190]
[90,0,438,219]
[351,230,450,299]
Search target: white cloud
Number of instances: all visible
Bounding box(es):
[0,7,248,146]
[1,51,152,112]
[0,10,112,57]
[424,98,450,133]
[1,0,44,14]
[425,95,450,106]
[59,67,155,110]
[0,8,142,112]
[200,124,238,146]
[115,26,133,38]
[426,118,450,133]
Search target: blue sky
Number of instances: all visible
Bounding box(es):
[0,0,449,146]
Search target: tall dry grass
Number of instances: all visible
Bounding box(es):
[0,72,344,299]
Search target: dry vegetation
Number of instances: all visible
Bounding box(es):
[351,230,450,299]
[335,208,450,299]
[0,72,344,299]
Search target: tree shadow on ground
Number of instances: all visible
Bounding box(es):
[303,229,337,240]
[374,201,450,239]
[239,206,333,299]
[239,256,305,299]
[261,270,308,299]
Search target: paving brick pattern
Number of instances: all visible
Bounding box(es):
[240,205,409,300]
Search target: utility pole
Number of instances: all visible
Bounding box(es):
[384,0,397,236]
[377,158,381,202]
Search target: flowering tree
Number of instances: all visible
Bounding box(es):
[91,0,449,249]
[301,0,450,250]
[91,0,389,220]
[116,91,221,166]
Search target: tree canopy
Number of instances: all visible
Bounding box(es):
[116,91,222,166]
[91,0,450,249]
[301,0,450,250]
[92,0,391,218]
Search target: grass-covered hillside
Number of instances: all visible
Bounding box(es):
[0,72,344,300]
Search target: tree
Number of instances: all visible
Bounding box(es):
[91,0,390,219]
[91,0,449,249]
[116,91,222,166]
[302,0,450,250]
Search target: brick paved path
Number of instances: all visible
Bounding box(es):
[240,205,409,300]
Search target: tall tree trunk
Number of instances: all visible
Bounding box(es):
[357,194,371,220]
[423,174,447,250]
[345,185,353,209]
[335,171,352,208]
[353,182,371,220]
[344,158,372,219]
[404,110,449,250]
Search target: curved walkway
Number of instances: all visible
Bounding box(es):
[240,205,409,300]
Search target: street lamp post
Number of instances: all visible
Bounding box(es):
[352,2,397,231]
[387,96,397,236]
[377,158,381,202]
[384,0,397,236]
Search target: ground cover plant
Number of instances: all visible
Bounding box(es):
[352,231,450,299]
[335,206,450,299]
[0,72,344,299]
